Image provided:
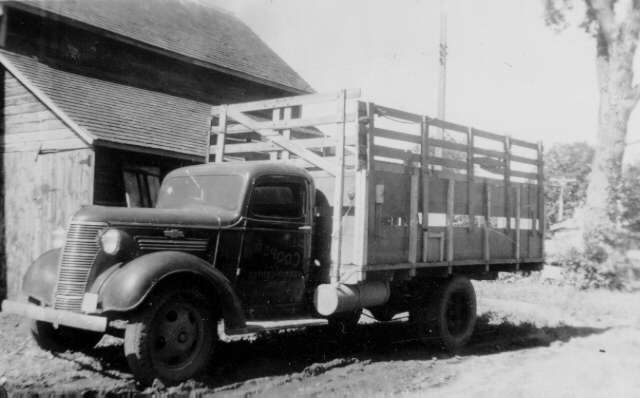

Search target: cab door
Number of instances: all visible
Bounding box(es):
[237,175,312,318]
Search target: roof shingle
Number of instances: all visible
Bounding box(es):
[5,0,312,93]
[1,50,212,159]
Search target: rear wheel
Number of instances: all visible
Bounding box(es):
[31,320,103,352]
[369,306,396,322]
[124,288,218,386]
[410,276,477,352]
[327,309,362,335]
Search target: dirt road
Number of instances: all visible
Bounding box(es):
[1,279,639,397]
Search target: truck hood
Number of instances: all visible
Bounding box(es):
[72,205,242,228]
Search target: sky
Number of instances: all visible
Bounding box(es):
[207,0,640,161]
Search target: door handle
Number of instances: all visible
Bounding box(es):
[298,225,312,231]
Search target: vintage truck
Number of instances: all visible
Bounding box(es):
[1,90,544,385]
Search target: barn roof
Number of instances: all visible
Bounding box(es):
[3,0,313,93]
[0,50,212,160]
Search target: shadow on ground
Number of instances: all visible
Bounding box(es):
[63,313,609,393]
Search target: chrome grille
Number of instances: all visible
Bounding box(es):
[53,222,106,312]
[136,237,208,252]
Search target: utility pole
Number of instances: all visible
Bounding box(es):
[550,177,576,222]
[436,0,447,158]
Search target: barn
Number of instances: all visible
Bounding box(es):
[0,0,312,298]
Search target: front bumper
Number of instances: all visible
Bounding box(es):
[1,300,107,332]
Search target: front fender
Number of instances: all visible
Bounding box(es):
[23,249,60,305]
[98,251,246,331]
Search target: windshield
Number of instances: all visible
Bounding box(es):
[156,174,245,211]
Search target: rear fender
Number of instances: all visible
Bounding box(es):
[98,251,246,331]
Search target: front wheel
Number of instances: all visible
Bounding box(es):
[31,320,103,352]
[410,276,477,353]
[124,288,218,386]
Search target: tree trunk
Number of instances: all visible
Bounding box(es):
[584,51,632,222]
[581,25,639,264]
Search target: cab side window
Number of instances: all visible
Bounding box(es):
[250,178,305,219]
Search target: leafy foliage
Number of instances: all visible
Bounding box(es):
[621,160,640,232]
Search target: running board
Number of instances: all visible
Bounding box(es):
[219,318,328,342]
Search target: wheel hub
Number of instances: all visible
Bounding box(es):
[151,302,203,368]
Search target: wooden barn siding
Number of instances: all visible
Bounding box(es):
[1,70,93,299]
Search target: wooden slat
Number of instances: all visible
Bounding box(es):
[511,137,539,150]
[537,142,545,240]
[510,169,539,180]
[408,167,420,268]
[515,185,521,266]
[428,118,470,135]
[373,146,468,170]
[467,127,474,230]
[428,137,468,153]
[330,89,347,283]
[374,104,422,123]
[510,154,539,165]
[372,145,413,162]
[474,147,505,159]
[212,88,361,114]
[473,127,505,142]
[269,109,280,160]
[428,156,468,170]
[226,109,338,175]
[484,182,491,264]
[421,117,430,262]
[504,136,511,232]
[446,178,455,262]
[215,113,357,134]
[366,102,376,171]
[282,107,292,160]
[214,104,227,163]
[213,136,356,154]
[373,128,470,154]
[373,127,420,144]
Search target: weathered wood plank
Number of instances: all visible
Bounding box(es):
[2,129,79,144]
[504,136,511,232]
[212,136,356,154]
[484,182,491,263]
[214,105,227,163]
[212,112,357,134]
[515,185,521,267]
[330,90,347,282]
[446,179,455,262]
[467,128,474,229]
[213,89,361,114]
[408,167,420,267]
[3,148,94,297]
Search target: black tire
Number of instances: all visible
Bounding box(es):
[327,309,362,335]
[123,288,218,386]
[368,306,396,322]
[410,276,477,353]
[31,320,103,352]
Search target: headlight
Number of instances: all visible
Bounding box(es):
[100,229,123,255]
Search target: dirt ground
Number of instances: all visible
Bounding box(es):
[1,278,639,397]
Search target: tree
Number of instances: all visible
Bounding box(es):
[545,0,640,264]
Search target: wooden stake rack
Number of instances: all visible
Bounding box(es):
[209,90,544,281]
